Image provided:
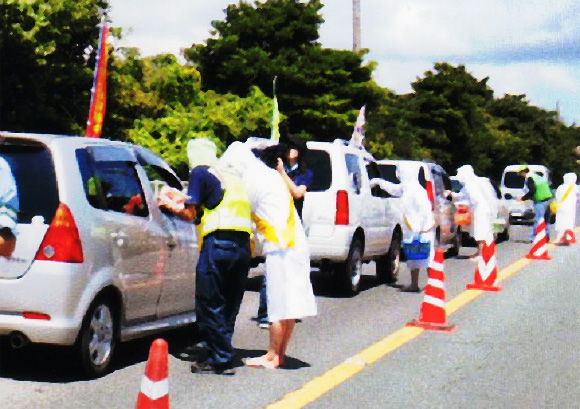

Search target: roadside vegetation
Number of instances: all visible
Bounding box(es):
[2,0,579,181]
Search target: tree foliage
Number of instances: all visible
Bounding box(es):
[185,0,380,141]
[1,0,108,133]
[2,1,579,182]
[107,51,273,178]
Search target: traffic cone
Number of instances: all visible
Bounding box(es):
[526,218,552,260]
[135,339,169,409]
[466,240,501,291]
[406,249,456,332]
[558,229,576,245]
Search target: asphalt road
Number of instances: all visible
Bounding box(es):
[1,223,579,409]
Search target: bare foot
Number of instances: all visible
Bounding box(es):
[244,355,279,369]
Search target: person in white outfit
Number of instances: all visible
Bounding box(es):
[456,165,495,259]
[219,142,317,369]
[553,172,578,243]
[398,164,435,292]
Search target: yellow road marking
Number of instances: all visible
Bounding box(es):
[266,234,572,409]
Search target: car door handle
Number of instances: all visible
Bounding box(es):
[110,232,127,248]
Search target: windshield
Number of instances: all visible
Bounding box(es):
[503,171,525,188]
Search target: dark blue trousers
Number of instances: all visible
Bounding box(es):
[195,230,250,366]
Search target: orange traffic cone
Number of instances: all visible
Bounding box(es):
[558,229,576,245]
[466,240,501,291]
[406,249,456,332]
[526,218,552,260]
[135,339,169,409]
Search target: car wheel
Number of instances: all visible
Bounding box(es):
[337,237,363,296]
[77,298,117,378]
[377,231,401,284]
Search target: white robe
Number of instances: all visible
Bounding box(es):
[219,142,317,322]
[554,173,578,237]
[456,166,494,242]
[400,165,435,269]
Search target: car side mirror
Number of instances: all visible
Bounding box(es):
[505,193,512,200]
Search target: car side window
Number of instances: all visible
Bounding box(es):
[77,149,149,217]
[345,153,362,194]
[97,161,149,217]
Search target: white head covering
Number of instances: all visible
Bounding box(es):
[456,165,488,209]
[187,138,218,168]
[401,164,434,232]
[563,172,577,185]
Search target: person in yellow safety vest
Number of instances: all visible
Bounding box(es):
[161,138,252,376]
[219,142,317,370]
[517,166,554,241]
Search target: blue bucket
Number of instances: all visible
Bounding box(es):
[402,237,431,260]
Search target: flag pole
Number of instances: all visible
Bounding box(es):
[270,76,280,142]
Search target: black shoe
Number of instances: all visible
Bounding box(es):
[179,342,209,362]
[190,360,236,376]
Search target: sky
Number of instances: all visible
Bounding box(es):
[108,0,580,125]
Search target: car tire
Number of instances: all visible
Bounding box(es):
[336,237,363,296]
[376,231,401,284]
[77,297,117,378]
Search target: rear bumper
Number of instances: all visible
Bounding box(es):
[307,224,354,262]
[0,262,87,346]
[509,212,535,225]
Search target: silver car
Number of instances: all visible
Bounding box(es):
[0,132,198,377]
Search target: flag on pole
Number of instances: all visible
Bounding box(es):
[86,23,110,138]
[270,77,280,143]
[349,105,366,149]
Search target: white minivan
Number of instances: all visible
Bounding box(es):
[245,137,404,295]
[0,132,198,377]
[500,164,551,225]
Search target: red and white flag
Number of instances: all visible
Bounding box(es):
[86,23,110,138]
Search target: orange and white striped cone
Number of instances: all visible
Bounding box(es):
[406,249,456,332]
[526,218,552,260]
[558,229,576,245]
[466,240,501,291]
[135,339,169,409]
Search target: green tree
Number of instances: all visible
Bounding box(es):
[184,0,380,141]
[108,52,273,178]
[1,0,108,133]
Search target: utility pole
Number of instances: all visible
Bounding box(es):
[353,0,361,52]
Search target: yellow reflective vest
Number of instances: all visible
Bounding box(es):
[198,170,252,239]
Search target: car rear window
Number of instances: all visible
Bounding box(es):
[503,171,525,188]
[0,140,59,224]
[377,164,400,183]
[304,149,331,191]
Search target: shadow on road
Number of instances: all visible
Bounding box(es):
[0,326,201,383]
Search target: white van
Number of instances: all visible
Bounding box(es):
[244,137,404,295]
[500,164,551,225]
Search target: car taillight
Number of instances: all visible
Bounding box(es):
[456,204,469,214]
[35,203,84,263]
[335,190,349,225]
